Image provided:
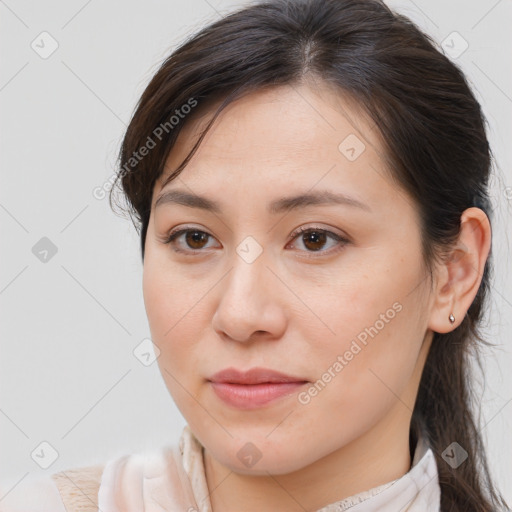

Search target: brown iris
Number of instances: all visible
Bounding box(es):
[301,230,327,251]
[185,230,209,249]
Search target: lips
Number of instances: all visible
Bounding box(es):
[208,367,309,409]
[209,367,307,385]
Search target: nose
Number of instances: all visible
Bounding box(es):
[211,252,287,343]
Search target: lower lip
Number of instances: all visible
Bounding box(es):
[210,381,307,409]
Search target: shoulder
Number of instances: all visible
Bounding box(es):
[95,427,209,511]
[0,426,205,512]
[51,463,105,511]
[0,463,104,512]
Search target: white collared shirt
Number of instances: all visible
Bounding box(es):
[0,425,441,511]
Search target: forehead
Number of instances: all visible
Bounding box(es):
[154,84,394,208]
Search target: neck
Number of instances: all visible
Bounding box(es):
[204,403,413,512]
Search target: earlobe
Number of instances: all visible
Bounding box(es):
[427,207,491,334]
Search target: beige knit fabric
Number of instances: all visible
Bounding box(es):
[51,464,104,511]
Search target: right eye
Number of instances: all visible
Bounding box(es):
[163,227,221,254]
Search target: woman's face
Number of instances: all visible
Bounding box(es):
[143,83,435,475]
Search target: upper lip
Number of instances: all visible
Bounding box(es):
[208,367,308,385]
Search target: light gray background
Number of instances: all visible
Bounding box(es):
[1,0,511,504]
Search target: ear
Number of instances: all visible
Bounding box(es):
[428,207,492,334]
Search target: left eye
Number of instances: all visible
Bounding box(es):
[287,226,349,254]
[163,226,349,255]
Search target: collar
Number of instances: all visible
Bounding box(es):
[97,425,440,511]
[178,425,441,512]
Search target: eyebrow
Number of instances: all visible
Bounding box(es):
[154,188,372,214]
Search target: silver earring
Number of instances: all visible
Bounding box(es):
[449,313,455,324]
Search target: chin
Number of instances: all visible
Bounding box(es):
[205,435,317,476]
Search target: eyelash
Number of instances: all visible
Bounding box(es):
[162,225,350,258]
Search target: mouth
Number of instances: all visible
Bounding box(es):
[208,367,309,409]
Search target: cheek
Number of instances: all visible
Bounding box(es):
[297,250,427,410]
[143,248,200,336]
[143,262,205,416]
[142,253,212,392]
[293,302,422,457]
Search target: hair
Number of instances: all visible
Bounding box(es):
[109,0,509,510]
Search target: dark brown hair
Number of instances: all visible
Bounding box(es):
[110,0,509,510]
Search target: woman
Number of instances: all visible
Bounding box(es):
[1,0,508,510]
